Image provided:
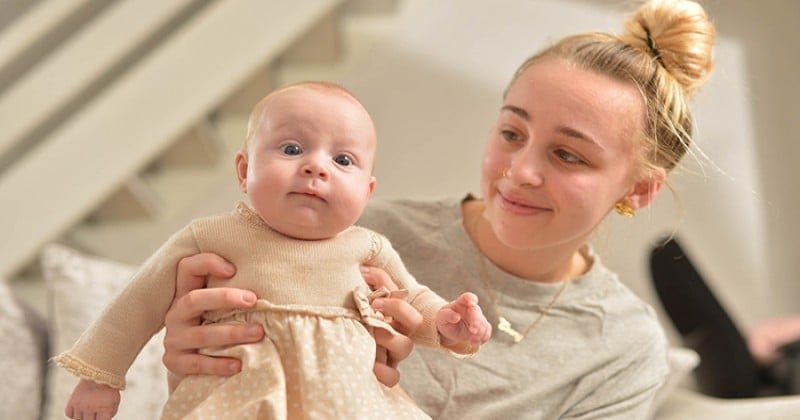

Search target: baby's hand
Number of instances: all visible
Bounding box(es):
[436,292,492,346]
[65,378,120,420]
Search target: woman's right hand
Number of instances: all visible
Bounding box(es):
[162,253,263,392]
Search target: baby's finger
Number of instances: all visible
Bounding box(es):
[467,304,485,326]
[467,306,487,333]
[441,307,463,325]
[461,292,479,306]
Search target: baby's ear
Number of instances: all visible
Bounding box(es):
[367,176,376,196]
[626,167,666,211]
[234,150,248,193]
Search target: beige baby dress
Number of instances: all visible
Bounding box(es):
[57,203,473,419]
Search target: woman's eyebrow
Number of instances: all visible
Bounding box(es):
[555,125,605,151]
[502,105,605,151]
[501,105,529,120]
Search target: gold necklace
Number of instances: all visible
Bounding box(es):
[476,254,567,343]
[470,212,568,343]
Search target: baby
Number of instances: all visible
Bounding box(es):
[56,81,491,420]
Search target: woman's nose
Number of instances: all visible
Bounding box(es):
[508,154,544,187]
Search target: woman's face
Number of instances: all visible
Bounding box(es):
[482,58,647,252]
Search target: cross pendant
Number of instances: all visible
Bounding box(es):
[497,316,524,343]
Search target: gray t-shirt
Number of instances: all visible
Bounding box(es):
[358,196,669,419]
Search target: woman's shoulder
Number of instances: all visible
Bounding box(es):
[577,252,666,342]
[358,195,465,245]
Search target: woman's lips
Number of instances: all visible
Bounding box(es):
[497,191,549,215]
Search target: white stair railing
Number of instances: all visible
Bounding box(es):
[0,0,342,279]
[0,0,112,94]
[0,0,200,165]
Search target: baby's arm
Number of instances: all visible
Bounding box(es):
[65,379,120,420]
[367,231,491,351]
[436,292,492,347]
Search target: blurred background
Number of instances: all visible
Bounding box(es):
[1,0,798,346]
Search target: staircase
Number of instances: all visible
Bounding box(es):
[0,0,404,290]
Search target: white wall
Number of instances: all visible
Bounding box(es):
[328,0,799,339]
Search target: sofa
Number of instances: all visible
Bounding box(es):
[3,243,800,420]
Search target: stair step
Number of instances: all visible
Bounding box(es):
[0,0,114,95]
[274,12,399,85]
[151,118,222,168]
[68,115,249,264]
[86,177,163,223]
[344,0,401,15]
[278,5,343,67]
[216,65,275,116]
[0,0,202,168]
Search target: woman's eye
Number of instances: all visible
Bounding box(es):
[281,144,302,155]
[501,130,521,142]
[334,154,353,167]
[554,149,583,164]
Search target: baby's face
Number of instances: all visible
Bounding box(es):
[236,86,377,240]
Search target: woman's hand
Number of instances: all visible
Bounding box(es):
[361,266,423,387]
[162,254,423,391]
[162,253,264,392]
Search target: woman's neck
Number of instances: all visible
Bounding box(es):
[462,199,589,283]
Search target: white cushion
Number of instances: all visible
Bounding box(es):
[650,346,700,416]
[40,243,168,420]
[0,280,47,420]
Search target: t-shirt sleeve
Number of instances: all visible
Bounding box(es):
[563,327,669,420]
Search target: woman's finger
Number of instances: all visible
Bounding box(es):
[166,287,257,323]
[360,265,399,291]
[375,328,414,367]
[163,321,263,353]
[373,359,401,388]
[373,327,414,387]
[374,297,423,337]
[174,253,236,300]
[163,285,262,378]
[162,351,242,377]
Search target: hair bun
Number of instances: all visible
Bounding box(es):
[621,0,716,97]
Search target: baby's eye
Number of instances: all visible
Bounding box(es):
[334,154,353,167]
[281,144,302,155]
[554,149,583,165]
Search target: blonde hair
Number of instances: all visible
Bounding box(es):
[506,0,715,175]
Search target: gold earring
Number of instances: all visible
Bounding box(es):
[503,168,510,178]
[614,202,635,218]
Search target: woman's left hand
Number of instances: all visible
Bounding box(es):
[360,265,423,387]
